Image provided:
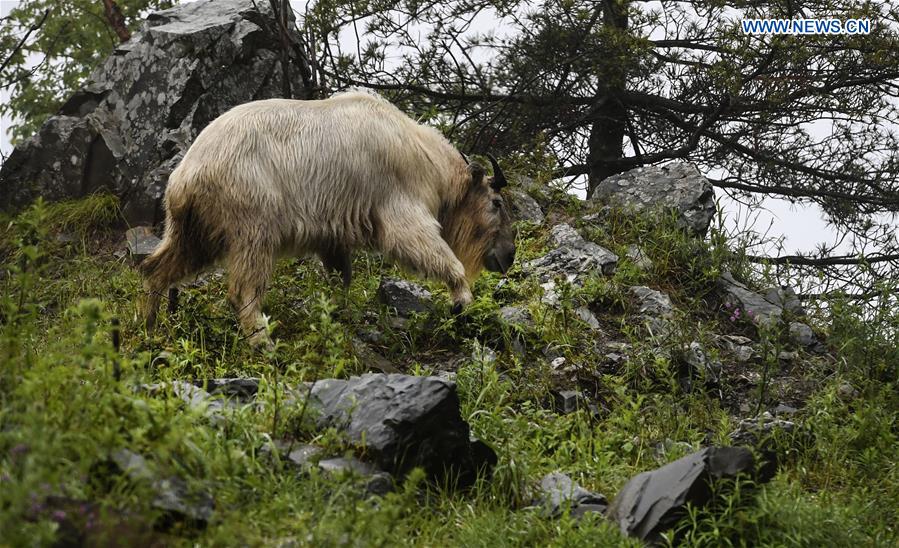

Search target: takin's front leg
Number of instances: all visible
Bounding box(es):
[378,207,473,313]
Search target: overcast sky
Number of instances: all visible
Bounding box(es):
[0,0,884,256]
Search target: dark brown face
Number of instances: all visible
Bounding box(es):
[482,186,516,274]
[469,156,516,274]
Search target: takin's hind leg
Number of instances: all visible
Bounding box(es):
[378,212,472,313]
[319,246,352,288]
[227,246,275,349]
[142,245,199,331]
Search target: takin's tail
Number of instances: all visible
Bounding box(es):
[140,198,225,330]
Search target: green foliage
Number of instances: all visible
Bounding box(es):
[1,195,897,545]
[0,0,174,143]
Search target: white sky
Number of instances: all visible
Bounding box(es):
[0,0,889,257]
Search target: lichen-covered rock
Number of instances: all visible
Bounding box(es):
[378,278,433,316]
[0,0,308,223]
[718,272,806,327]
[506,187,545,224]
[629,285,676,335]
[592,162,716,237]
[524,224,617,304]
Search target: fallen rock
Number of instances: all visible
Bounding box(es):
[201,378,260,399]
[378,278,433,316]
[718,272,805,328]
[524,224,617,305]
[318,457,395,496]
[607,447,772,542]
[351,338,402,374]
[625,244,654,272]
[680,341,722,385]
[551,390,585,415]
[788,321,817,347]
[499,306,533,329]
[307,374,496,486]
[111,449,214,526]
[717,334,756,363]
[729,412,796,446]
[629,285,676,336]
[125,227,161,264]
[0,0,308,222]
[592,162,716,237]
[534,472,608,518]
[837,382,859,400]
[575,306,602,331]
[629,286,675,318]
[142,381,224,416]
[506,187,545,224]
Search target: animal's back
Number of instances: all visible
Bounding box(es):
[166,92,462,248]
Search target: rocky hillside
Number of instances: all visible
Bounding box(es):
[0,0,897,545]
[1,159,896,544]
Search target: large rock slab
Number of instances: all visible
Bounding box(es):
[607,447,773,542]
[0,0,308,223]
[308,373,496,486]
[592,162,716,236]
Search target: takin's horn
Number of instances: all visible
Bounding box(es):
[486,153,508,190]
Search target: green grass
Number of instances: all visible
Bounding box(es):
[1,196,897,546]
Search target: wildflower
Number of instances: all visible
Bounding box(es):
[52,510,67,522]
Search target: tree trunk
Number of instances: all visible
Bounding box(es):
[102,0,131,43]
[586,0,629,198]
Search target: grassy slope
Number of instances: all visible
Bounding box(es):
[0,194,897,546]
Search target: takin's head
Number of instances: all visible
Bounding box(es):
[443,155,517,281]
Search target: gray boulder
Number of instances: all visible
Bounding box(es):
[629,285,676,336]
[378,278,433,316]
[592,162,716,237]
[0,0,308,223]
[607,447,772,542]
[524,224,618,304]
[729,412,796,446]
[788,321,818,348]
[111,449,214,526]
[718,272,805,327]
[125,226,161,264]
[308,373,496,486]
[506,187,545,224]
[534,472,608,518]
[625,244,654,272]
